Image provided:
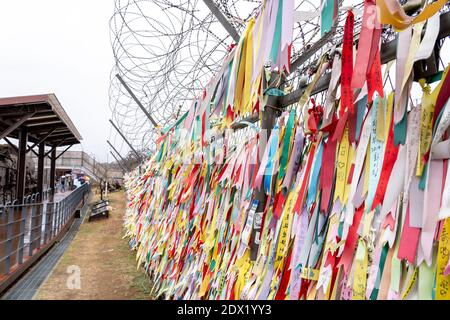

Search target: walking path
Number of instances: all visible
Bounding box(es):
[33,191,153,300]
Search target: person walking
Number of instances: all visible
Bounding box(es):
[60,175,66,192]
[74,177,81,188]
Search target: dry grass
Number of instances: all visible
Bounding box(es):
[34,190,153,300]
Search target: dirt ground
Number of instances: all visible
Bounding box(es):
[35,190,153,300]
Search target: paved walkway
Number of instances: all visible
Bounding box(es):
[47,190,73,203]
[0,194,90,300]
[20,190,76,263]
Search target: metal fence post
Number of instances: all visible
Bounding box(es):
[49,203,55,239]
[54,202,62,234]
[18,205,27,264]
[0,207,7,274]
[5,207,14,274]
[64,199,67,224]
[29,204,35,257]
[44,203,51,244]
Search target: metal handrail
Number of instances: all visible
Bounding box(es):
[1,185,61,207]
[0,183,90,278]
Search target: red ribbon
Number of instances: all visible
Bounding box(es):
[274,246,293,300]
[293,144,317,214]
[332,111,349,142]
[371,116,399,210]
[273,191,287,219]
[340,10,355,115]
[337,205,364,273]
[348,107,358,143]
[351,0,383,100]
[320,136,338,213]
[367,48,384,103]
[397,205,420,263]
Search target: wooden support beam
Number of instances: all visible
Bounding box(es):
[27,144,38,157]
[49,147,56,196]
[2,137,18,153]
[0,112,35,140]
[37,143,45,200]
[27,123,66,133]
[16,127,28,203]
[44,138,67,157]
[26,127,57,153]
[1,137,37,159]
[0,104,49,117]
[55,144,73,160]
[24,117,60,126]
[44,133,75,142]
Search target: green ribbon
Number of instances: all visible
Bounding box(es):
[418,254,436,299]
[370,243,389,300]
[156,141,165,162]
[394,105,407,146]
[223,59,234,116]
[264,88,285,97]
[278,110,295,181]
[419,163,428,190]
[162,111,188,135]
[321,0,336,36]
[269,0,283,65]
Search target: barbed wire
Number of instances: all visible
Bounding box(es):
[108,0,337,154]
[109,0,450,156]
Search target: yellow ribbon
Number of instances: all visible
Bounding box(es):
[377,0,447,31]
[234,18,255,115]
[401,267,418,300]
[376,97,386,142]
[335,125,350,202]
[352,239,368,300]
[436,218,450,300]
[274,185,298,270]
[301,267,320,281]
[416,66,450,175]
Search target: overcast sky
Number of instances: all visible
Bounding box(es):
[0,0,114,162]
[0,1,448,164]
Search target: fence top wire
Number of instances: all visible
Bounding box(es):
[108,0,450,153]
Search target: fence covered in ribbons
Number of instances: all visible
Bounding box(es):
[123,0,450,300]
